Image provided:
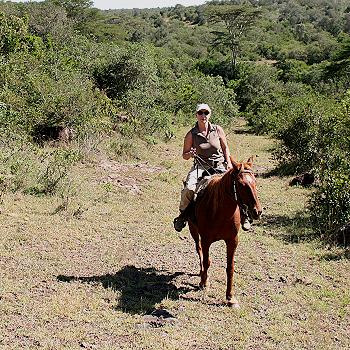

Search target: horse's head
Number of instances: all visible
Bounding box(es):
[230,156,262,220]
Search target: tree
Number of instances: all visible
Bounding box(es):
[20,2,73,44]
[49,0,95,31]
[205,3,262,77]
[49,0,93,17]
[325,33,350,79]
[0,11,44,57]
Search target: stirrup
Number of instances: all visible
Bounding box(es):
[173,217,186,232]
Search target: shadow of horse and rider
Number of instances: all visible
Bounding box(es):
[57,266,194,314]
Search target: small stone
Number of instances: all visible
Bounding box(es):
[279,276,287,283]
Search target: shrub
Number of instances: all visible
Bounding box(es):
[92,43,159,101]
[0,133,35,193]
[161,72,239,127]
[107,136,136,159]
[276,59,310,82]
[306,91,350,245]
[0,11,47,58]
[92,43,239,137]
[274,94,343,173]
[0,51,115,139]
[27,148,81,195]
[309,170,350,246]
[232,62,281,114]
[0,127,81,196]
[195,57,233,82]
[237,62,313,135]
[270,88,350,245]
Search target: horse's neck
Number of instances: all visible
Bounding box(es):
[202,172,238,217]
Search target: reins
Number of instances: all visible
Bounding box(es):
[193,154,224,175]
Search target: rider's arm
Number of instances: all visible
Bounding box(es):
[182,131,195,160]
[217,126,233,169]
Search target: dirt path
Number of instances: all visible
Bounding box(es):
[1,122,349,349]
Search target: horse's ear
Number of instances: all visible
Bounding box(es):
[246,155,257,167]
[230,155,239,169]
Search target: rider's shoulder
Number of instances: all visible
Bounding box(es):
[184,129,193,141]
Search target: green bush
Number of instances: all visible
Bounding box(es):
[0,130,81,196]
[161,72,239,127]
[0,50,115,138]
[232,62,281,115]
[274,94,343,173]
[236,62,313,135]
[0,134,36,193]
[0,11,45,56]
[307,91,350,245]
[269,89,350,245]
[309,170,350,246]
[92,43,159,101]
[92,43,238,137]
[27,148,81,195]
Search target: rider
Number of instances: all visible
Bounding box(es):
[173,103,251,232]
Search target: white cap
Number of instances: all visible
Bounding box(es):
[196,103,211,113]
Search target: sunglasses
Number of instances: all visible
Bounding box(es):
[197,110,210,116]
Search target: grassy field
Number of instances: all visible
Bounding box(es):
[1,121,349,349]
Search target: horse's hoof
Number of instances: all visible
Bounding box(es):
[226,298,240,308]
[199,283,207,290]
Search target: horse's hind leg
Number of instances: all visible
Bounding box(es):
[199,241,210,289]
[196,240,204,277]
[189,227,203,276]
[192,234,204,276]
[225,236,239,307]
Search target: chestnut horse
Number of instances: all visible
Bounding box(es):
[188,157,262,307]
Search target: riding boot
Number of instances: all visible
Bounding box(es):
[174,198,198,232]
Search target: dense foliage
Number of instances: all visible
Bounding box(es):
[0,0,349,245]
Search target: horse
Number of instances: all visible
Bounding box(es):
[188,157,262,307]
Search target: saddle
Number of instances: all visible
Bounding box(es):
[178,168,226,226]
[183,172,225,225]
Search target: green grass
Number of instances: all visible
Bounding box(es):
[0,121,349,349]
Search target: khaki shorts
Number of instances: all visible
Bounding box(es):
[179,163,226,211]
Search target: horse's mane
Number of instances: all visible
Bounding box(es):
[201,162,251,216]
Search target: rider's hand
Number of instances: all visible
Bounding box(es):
[189,147,197,158]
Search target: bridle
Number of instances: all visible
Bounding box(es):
[231,166,255,221]
[231,168,255,201]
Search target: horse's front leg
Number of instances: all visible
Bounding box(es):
[199,241,210,289]
[225,236,239,307]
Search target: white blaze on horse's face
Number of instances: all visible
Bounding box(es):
[243,171,262,219]
[244,173,255,185]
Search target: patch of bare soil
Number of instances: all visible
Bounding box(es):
[99,159,164,194]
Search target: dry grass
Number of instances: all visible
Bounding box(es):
[1,120,349,349]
